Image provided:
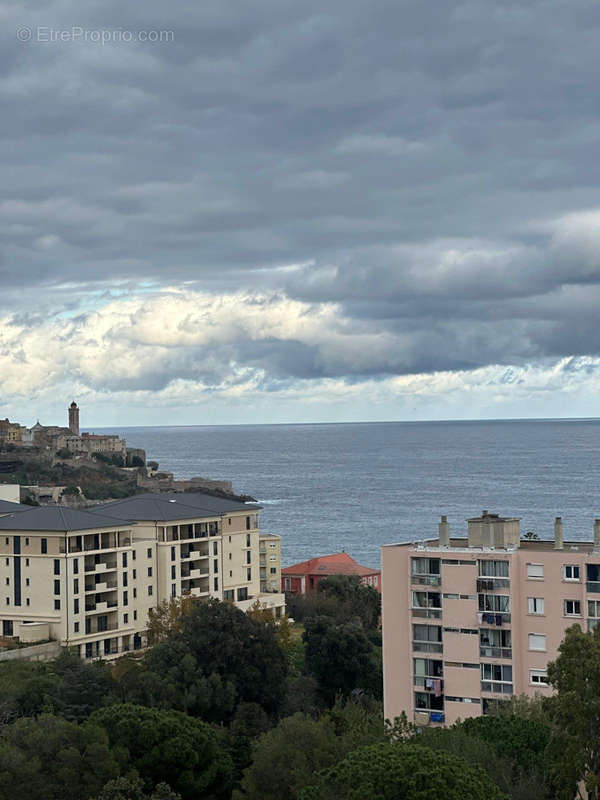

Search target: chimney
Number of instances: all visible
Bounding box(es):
[594,519,600,553]
[438,515,450,547]
[554,517,563,550]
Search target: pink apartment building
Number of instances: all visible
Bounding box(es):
[382,510,600,726]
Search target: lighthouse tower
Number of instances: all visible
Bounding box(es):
[68,401,79,436]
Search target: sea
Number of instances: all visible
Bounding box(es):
[98,419,600,570]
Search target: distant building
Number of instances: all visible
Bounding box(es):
[382,510,600,727]
[0,492,285,659]
[260,533,282,593]
[282,551,381,595]
[68,401,80,436]
[0,419,25,446]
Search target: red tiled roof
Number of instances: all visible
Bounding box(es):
[282,551,379,577]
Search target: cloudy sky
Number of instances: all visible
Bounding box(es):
[2,0,600,426]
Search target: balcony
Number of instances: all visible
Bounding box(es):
[189,568,209,580]
[481,682,513,695]
[411,574,441,587]
[85,580,117,593]
[413,641,443,654]
[587,581,600,593]
[477,577,509,591]
[412,608,442,619]
[85,599,117,614]
[480,646,512,659]
[414,677,444,691]
[414,710,445,725]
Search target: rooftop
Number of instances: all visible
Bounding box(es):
[0,499,30,515]
[0,505,132,532]
[282,551,379,577]
[94,491,260,522]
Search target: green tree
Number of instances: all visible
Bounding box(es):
[95,777,181,800]
[317,574,381,629]
[300,742,506,800]
[303,616,372,700]
[90,703,233,800]
[133,600,287,722]
[546,622,600,798]
[237,699,384,800]
[0,714,120,800]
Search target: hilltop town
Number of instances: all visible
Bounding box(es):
[0,402,246,505]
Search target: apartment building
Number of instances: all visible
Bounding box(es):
[382,510,600,727]
[0,492,285,659]
[260,533,282,593]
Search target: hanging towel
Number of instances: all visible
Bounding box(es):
[433,679,442,697]
[477,612,483,624]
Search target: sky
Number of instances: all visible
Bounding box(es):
[2,0,600,427]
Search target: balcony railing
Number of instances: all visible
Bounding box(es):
[411,575,441,587]
[478,611,511,625]
[413,641,443,654]
[414,677,444,691]
[412,608,442,619]
[481,682,513,695]
[477,577,510,591]
[479,646,512,659]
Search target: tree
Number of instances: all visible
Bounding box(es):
[546,623,600,798]
[95,777,182,800]
[90,704,233,800]
[299,742,506,800]
[147,594,199,645]
[317,575,381,629]
[303,616,372,699]
[135,600,287,722]
[0,714,120,800]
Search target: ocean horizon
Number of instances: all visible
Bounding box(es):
[96,418,600,570]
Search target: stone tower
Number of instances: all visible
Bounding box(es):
[68,401,79,436]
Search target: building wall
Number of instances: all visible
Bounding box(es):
[260,533,281,593]
[382,539,599,727]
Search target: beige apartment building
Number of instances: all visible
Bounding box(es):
[0,492,285,659]
[382,510,600,726]
[260,533,282,593]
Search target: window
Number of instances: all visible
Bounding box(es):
[213,559,219,574]
[481,663,513,693]
[530,669,549,686]
[132,569,136,579]
[54,599,60,610]
[25,538,29,546]
[214,577,219,592]
[147,548,152,558]
[246,551,251,564]
[528,597,544,614]
[123,591,128,606]
[411,557,441,576]
[73,578,79,594]
[132,550,136,560]
[413,657,443,687]
[270,567,277,574]
[564,565,580,581]
[229,552,232,560]
[565,599,581,616]
[246,516,251,530]
[74,598,79,614]
[124,613,128,624]
[41,539,47,554]
[528,633,546,651]
[171,546,176,561]
[25,598,30,606]
[171,565,176,580]
[171,584,176,597]
[133,588,137,598]
[478,560,509,577]
[148,586,153,596]
[25,578,30,586]
[228,518,232,525]
[526,563,544,579]
[589,600,600,618]
[122,552,127,567]
[74,622,79,633]
[53,559,60,575]
[237,587,248,601]
[247,568,252,581]
[213,541,218,555]
[224,590,234,601]
[25,558,29,567]
[147,567,152,577]
[478,594,509,613]
[53,579,60,595]
[123,572,128,587]
[133,610,137,620]
[73,558,78,574]
[412,624,442,653]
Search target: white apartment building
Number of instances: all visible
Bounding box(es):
[0,493,285,659]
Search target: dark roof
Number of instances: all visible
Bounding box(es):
[0,499,30,515]
[0,505,131,532]
[94,492,260,522]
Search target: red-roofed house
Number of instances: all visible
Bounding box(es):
[281,552,381,595]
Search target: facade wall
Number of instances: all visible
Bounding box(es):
[383,537,600,726]
[0,506,283,659]
[260,533,281,593]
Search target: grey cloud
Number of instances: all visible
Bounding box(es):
[2,0,600,390]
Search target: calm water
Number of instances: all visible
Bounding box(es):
[97,420,600,569]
